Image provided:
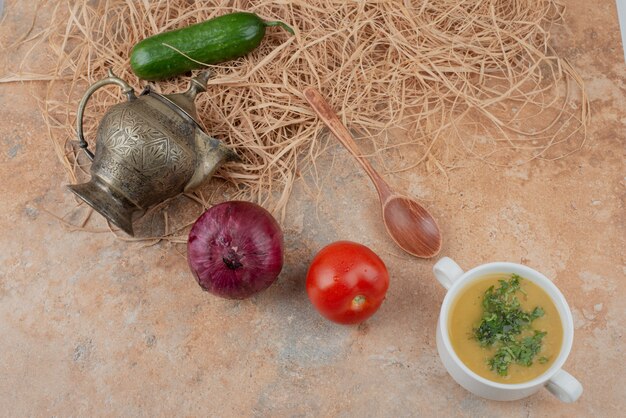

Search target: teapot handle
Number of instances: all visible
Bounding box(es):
[76,69,136,160]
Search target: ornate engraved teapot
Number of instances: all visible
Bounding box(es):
[68,70,235,236]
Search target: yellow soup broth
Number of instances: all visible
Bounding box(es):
[448,274,563,384]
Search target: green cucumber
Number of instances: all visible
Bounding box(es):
[130,12,294,80]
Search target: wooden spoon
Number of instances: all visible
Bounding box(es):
[303,87,442,258]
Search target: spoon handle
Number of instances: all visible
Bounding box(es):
[303,87,392,200]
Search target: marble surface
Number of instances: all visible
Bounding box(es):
[0,1,624,416]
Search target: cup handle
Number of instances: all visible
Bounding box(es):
[545,369,583,403]
[433,257,465,290]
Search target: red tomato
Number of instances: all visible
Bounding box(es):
[306,241,389,325]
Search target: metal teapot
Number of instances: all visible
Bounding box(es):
[68,70,235,236]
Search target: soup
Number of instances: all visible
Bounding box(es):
[448,273,563,384]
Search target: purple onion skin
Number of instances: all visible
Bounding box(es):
[187,201,284,299]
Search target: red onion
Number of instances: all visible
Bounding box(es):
[187,201,284,299]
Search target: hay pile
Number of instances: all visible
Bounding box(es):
[21,0,589,238]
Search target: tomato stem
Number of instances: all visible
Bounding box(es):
[351,295,366,311]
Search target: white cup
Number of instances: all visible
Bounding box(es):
[433,257,583,402]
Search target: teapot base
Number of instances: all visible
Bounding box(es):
[68,177,137,236]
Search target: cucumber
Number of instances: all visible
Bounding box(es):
[130,12,294,80]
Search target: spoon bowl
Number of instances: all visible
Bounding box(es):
[382,196,442,258]
[303,87,442,258]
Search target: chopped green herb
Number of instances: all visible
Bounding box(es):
[538,356,549,364]
[473,275,547,376]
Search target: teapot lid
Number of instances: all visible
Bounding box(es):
[147,72,211,129]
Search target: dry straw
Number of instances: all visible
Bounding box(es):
[21,0,589,240]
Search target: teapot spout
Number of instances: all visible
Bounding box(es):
[184,129,238,192]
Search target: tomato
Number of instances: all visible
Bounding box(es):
[306,241,389,325]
